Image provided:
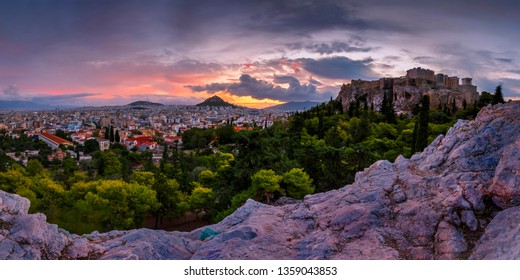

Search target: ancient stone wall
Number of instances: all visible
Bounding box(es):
[336,68,479,114]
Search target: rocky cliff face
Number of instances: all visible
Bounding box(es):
[1,102,519,259]
[336,78,479,114]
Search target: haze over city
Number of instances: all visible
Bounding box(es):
[1,0,519,108]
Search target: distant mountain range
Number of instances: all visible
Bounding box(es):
[196,96,236,107]
[127,101,164,107]
[0,98,321,112]
[264,101,321,111]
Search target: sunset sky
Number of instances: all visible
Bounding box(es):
[1,0,519,108]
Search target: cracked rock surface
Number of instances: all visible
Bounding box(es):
[1,102,519,259]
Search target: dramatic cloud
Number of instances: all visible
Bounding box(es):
[308,77,324,86]
[297,57,376,80]
[286,41,372,55]
[187,74,324,102]
[241,1,368,34]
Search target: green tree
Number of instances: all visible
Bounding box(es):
[62,157,78,178]
[83,139,100,154]
[26,159,44,176]
[281,168,314,199]
[198,169,216,186]
[323,122,350,148]
[0,166,32,194]
[77,180,159,230]
[215,125,235,145]
[130,171,155,186]
[102,151,122,179]
[30,176,66,220]
[349,116,371,143]
[151,174,185,228]
[104,127,110,140]
[251,169,282,204]
[479,91,493,107]
[0,152,15,171]
[189,183,214,217]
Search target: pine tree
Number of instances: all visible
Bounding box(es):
[492,85,505,104]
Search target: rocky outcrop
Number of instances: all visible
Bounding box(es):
[336,76,479,114]
[0,102,519,259]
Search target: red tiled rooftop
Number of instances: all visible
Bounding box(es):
[40,132,73,145]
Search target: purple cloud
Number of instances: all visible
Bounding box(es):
[187,74,324,102]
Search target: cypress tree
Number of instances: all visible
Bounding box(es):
[387,103,397,124]
[381,93,396,123]
[104,126,109,140]
[411,119,419,154]
[492,85,505,104]
[348,103,356,118]
[412,95,430,153]
[109,125,115,143]
[115,129,120,143]
[451,98,457,115]
[380,93,388,115]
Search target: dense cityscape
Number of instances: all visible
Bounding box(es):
[0,102,288,165]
